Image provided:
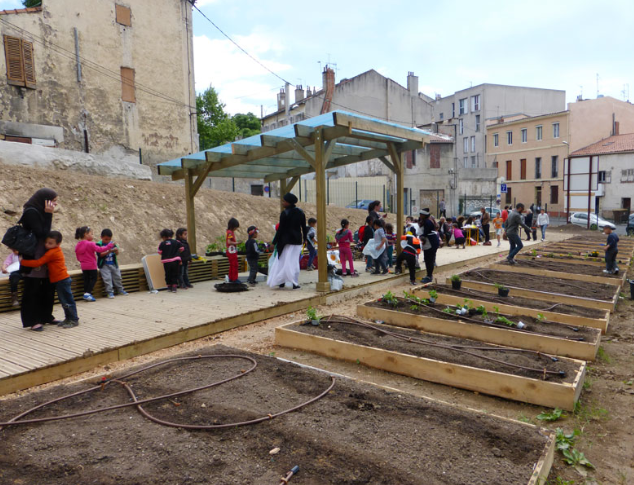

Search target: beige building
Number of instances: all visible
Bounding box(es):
[0,2,197,168]
[486,96,634,216]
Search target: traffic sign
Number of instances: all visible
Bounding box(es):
[500,183,507,193]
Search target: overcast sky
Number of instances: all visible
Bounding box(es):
[2,0,633,116]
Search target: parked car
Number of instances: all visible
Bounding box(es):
[568,212,616,230]
[346,199,375,210]
[626,213,634,236]
[469,207,500,220]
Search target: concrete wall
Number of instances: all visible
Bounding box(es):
[569,96,634,151]
[596,152,634,214]
[0,1,197,169]
[405,142,455,216]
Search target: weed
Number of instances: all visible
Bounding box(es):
[517,412,532,423]
[562,448,594,469]
[547,477,576,485]
[555,428,580,452]
[355,358,360,365]
[574,400,609,422]
[596,346,611,364]
[531,249,537,256]
[582,376,593,390]
[537,408,566,422]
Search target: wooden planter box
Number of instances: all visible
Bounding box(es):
[412,288,610,334]
[275,322,587,411]
[517,254,608,267]
[357,301,601,361]
[493,261,625,287]
[448,277,618,313]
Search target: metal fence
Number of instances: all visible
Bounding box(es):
[290,176,390,211]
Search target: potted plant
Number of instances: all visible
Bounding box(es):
[306,306,321,326]
[205,236,227,256]
[494,283,510,297]
[450,275,462,290]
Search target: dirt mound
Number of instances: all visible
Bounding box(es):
[0,163,373,270]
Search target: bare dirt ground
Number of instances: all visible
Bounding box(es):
[0,163,371,271]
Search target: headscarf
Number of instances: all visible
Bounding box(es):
[23,188,58,212]
[283,193,298,205]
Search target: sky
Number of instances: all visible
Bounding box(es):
[1,0,633,117]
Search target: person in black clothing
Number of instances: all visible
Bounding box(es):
[523,210,534,241]
[367,200,383,222]
[603,226,619,274]
[268,193,307,289]
[395,230,420,285]
[175,227,193,289]
[417,208,440,284]
[246,226,268,286]
[158,228,183,293]
[19,188,59,331]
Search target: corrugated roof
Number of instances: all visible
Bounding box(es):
[570,133,634,157]
[0,6,42,15]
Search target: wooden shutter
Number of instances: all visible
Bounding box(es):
[116,5,132,27]
[520,159,527,180]
[121,67,135,103]
[4,35,25,86]
[22,40,36,88]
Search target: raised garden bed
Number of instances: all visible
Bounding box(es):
[495,259,625,286]
[0,345,555,485]
[529,248,630,266]
[413,285,610,334]
[451,269,618,312]
[358,295,601,361]
[276,319,586,410]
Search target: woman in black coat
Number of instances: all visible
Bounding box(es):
[19,188,58,331]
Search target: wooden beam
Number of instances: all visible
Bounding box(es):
[279,178,288,212]
[289,138,316,169]
[287,176,300,192]
[184,168,197,255]
[314,127,330,292]
[389,143,405,256]
[492,262,623,286]
[333,111,429,143]
[378,156,397,174]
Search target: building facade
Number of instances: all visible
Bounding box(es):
[0,1,197,169]
[486,96,634,216]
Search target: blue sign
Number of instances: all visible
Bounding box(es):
[500,183,507,193]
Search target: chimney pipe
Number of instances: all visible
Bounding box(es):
[277,88,285,111]
[407,71,419,96]
[295,85,305,103]
[284,82,290,118]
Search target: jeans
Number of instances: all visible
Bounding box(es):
[482,223,490,243]
[605,248,618,272]
[178,261,192,287]
[247,257,268,283]
[366,255,373,270]
[507,233,523,260]
[540,225,547,240]
[386,245,394,266]
[56,277,78,322]
[307,245,317,268]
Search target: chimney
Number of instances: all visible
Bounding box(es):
[322,67,335,92]
[614,121,620,135]
[306,87,312,97]
[295,85,305,103]
[407,71,419,96]
[435,94,441,101]
[284,81,290,118]
[277,88,285,111]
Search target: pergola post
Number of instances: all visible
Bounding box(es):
[388,144,405,256]
[314,127,330,292]
[184,168,198,255]
[279,178,288,211]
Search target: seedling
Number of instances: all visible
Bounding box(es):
[562,448,595,470]
[306,307,321,324]
[531,249,537,256]
[475,305,488,318]
[492,306,500,315]
[428,289,438,302]
[463,299,474,309]
[536,313,546,323]
[381,291,399,308]
[410,305,420,311]
[493,283,507,291]
[536,408,566,422]
[555,428,579,452]
[450,275,461,283]
[495,316,516,327]
[442,307,454,314]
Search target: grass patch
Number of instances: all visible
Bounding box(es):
[596,346,612,364]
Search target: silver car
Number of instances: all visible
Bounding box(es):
[568,212,616,230]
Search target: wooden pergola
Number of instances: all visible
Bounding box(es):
[158,110,435,291]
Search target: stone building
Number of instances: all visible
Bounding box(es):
[0,1,197,170]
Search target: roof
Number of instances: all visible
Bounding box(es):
[570,133,634,157]
[0,6,42,15]
[158,110,436,182]
[486,110,568,128]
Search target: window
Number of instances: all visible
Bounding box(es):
[471,156,477,168]
[463,157,468,168]
[430,144,440,169]
[439,112,444,120]
[115,5,132,26]
[553,122,560,138]
[536,125,542,141]
[521,128,527,143]
[506,187,512,204]
[621,169,634,182]
[493,133,499,147]
[598,170,606,183]
[120,67,136,103]
[3,35,36,89]
[459,98,467,115]
[471,94,480,111]
[551,156,558,178]
[535,157,541,179]
[463,137,468,153]
[451,103,455,118]
[598,170,611,183]
[475,115,480,132]
[405,151,413,169]
[550,185,559,204]
[470,136,475,153]
[459,118,464,135]
[506,160,512,180]
[506,131,513,145]
[520,159,527,180]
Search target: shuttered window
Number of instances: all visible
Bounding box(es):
[115,5,132,26]
[120,67,135,103]
[4,35,36,88]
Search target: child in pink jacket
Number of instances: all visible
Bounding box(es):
[335,218,357,276]
[75,226,114,301]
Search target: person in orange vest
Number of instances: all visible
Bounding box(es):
[395,230,421,285]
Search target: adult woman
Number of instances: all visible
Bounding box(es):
[267,193,307,289]
[537,209,550,241]
[417,208,439,284]
[367,200,383,222]
[19,188,59,331]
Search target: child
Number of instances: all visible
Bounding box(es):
[335,219,357,277]
[371,218,388,275]
[306,218,317,271]
[2,249,21,306]
[75,226,115,301]
[362,215,375,272]
[176,228,193,289]
[226,218,240,283]
[385,223,396,267]
[452,223,466,249]
[246,226,267,286]
[97,229,129,299]
[20,231,79,330]
[603,226,619,274]
[492,212,504,247]
[158,228,184,292]
[395,229,421,285]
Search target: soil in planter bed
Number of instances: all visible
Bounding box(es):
[0,345,550,485]
[295,320,578,383]
[423,285,607,319]
[462,269,616,301]
[499,259,622,278]
[366,298,599,342]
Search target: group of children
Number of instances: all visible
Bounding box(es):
[157,228,193,292]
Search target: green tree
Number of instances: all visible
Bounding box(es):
[232,112,261,139]
[22,0,42,7]
[196,86,238,150]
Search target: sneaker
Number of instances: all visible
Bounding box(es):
[410,280,418,286]
[306,267,314,271]
[61,320,79,329]
[107,292,115,299]
[49,319,63,326]
[186,285,194,289]
[351,272,359,278]
[248,282,256,287]
[119,290,129,295]
[420,276,433,284]
[10,292,19,307]
[279,284,285,289]
[381,270,389,275]
[394,268,402,275]
[371,271,381,275]
[497,242,501,247]
[292,284,301,290]
[170,286,177,293]
[614,268,620,274]
[508,259,517,265]
[602,269,611,274]
[83,293,96,302]
[365,267,373,273]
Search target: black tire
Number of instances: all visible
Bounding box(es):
[214,282,249,292]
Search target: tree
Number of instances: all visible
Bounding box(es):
[196,86,238,150]
[22,0,42,7]
[232,113,261,139]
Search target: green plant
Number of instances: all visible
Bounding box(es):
[442,307,454,314]
[450,274,461,283]
[536,313,546,323]
[494,283,508,291]
[428,289,438,300]
[590,223,598,231]
[596,346,611,364]
[492,306,500,315]
[382,291,399,308]
[517,412,532,423]
[306,306,320,322]
[582,375,593,390]
[410,305,420,311]
[463,299,473,309]
[546,253,555,258]
[547,477,576,485]
[495,316,516,327]
[555,428,579,452]
[536,408,566,422]
[562,448,595,469]
[475,305,488,318]
[531,249,537,256]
